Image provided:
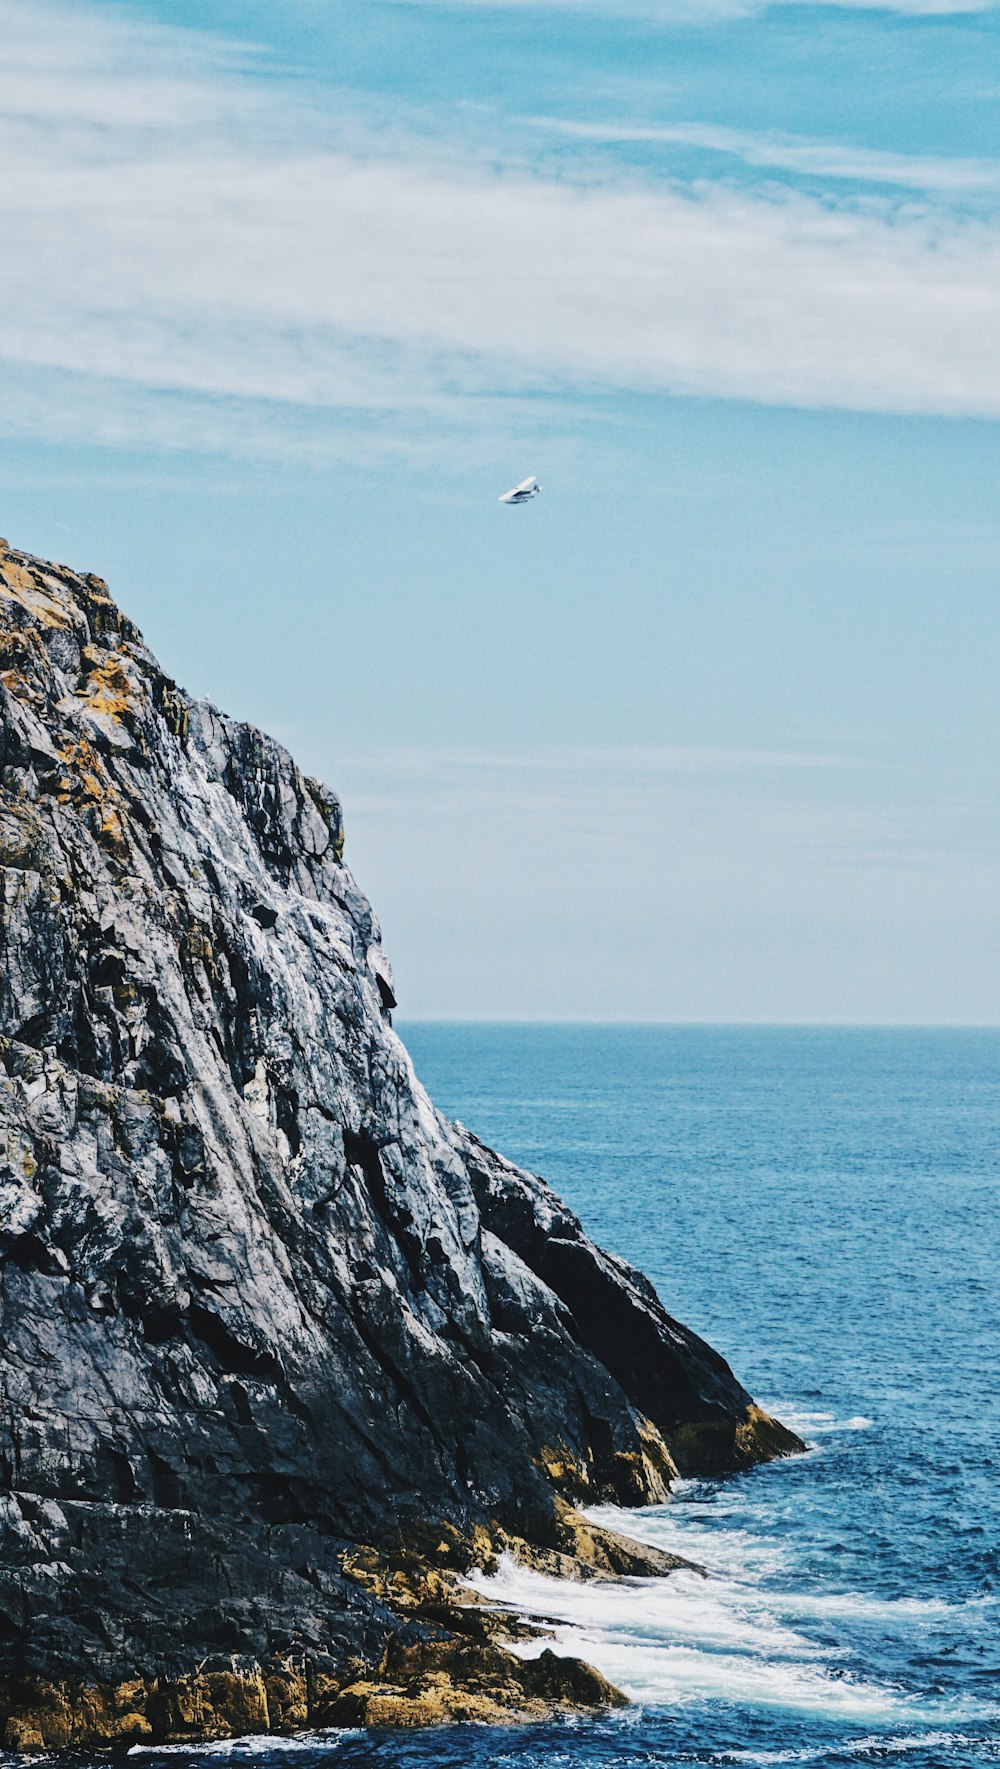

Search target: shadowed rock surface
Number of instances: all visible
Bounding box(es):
[0,541,802,1747]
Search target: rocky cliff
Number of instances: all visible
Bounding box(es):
[0,541,801,1749]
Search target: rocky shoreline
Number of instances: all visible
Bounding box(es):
[1,1513,693,1747]
[0,541,803,1749]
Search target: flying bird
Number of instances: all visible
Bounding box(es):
[499,475,542,505]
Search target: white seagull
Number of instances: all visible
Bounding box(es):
[499,475,542,505]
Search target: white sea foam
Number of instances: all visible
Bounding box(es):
[468,1555,917,1721]
[582,1503,994,1630]
[127,1733,357,1756]
[728,1731,987,1765]
[585,1500,788,1578]
[770,1587,997,1625]
[776,1408,874,1443]
[467,1498,997,1732]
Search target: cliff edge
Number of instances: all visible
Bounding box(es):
[0,541,802,1748]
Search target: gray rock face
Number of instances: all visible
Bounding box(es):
[0,542,800,1697]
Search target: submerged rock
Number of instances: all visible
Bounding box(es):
[0,541,802,1747]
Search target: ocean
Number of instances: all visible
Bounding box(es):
[147,1027,1000,1767]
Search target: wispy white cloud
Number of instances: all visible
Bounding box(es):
[2,0,1000,464]
[539,119,1000,194]
[383,0,999,18]
[784,0,997,11]
[382,0,749,16]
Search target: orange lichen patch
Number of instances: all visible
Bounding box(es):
[0,1644,623,1748]
[532,1429,674,1507]
[98,806,129,857]
[734,1403,805,1463]
[0,610,44,645]
[0,617,52,684]
[0,560,71,628]
[56,736,113,805]
[325,1642,626,1729]
[50,736,131,861]
[667,1402,804,1477]
[341,1543,460,1613]
[0,1516,688,1750]
[0,1675,155,1751]
[618,1416,677,1502]
[536,1442,592,1492]
[38,571,82,601]
[0,561,35,595]
[0,666,40,705]
[77,646,138,721]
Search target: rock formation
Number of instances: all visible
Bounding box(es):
[0,541,802,1749]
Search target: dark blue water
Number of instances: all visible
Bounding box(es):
[142,1027,1000,1769]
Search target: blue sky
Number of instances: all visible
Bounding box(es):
[3,0,999,1019]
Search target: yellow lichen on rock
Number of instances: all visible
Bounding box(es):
[534,1419,676,1507]
[735,1402,804,1463]
[0,1676,155,1751]
[263,1663,309,1734]
[323,1639,626,1730]
[536,1440,593,1493]
[0,536,805,1756]
[80,574,122,638]
[2,1716,45,1752]
[97,804,129,858]
[146,1668,271,1742]
[342,1537,477,1615]
[0,560,71,629]
[55,734,108,803]
[50,735,131,857]
[0,620,53,689]
[607,1417,677,1505]
[0,1632,625,1751]
[502,1498,694,1581]
[76,645,138,721]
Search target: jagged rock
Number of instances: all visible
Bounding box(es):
[0,541,803,1745]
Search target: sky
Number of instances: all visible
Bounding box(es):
[2,0,999,1021]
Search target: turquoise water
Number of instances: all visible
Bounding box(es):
[152,1026,1000,1767]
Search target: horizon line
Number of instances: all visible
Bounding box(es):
[394,1017,1000,1029]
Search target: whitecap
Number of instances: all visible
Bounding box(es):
[468,1528,999,1733]
[847,1730,986,1754]
[582,1499,994,1639]
[582,1501,790,1585]
[725,1734,975,1766]
[128,1732,358,1756]
[773,1408,874,1442]
[770,1588,997,1625]
[468,1556,920,1722]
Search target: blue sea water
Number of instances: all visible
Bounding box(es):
[152,1027,998,1768]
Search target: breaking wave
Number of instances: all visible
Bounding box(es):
[465,1458,998,1740]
